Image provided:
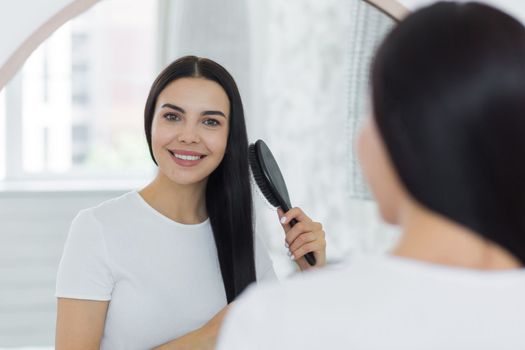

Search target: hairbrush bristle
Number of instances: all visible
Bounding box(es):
[248,144,281,208]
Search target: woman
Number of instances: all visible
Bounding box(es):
[55,56,326,350]
[217,3,525,349]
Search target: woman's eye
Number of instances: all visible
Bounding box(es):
[164,113,181,121]
[203,119,220,127]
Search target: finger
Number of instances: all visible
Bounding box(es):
[290,241,323,261]
[285,221,323,246]
[284,221,309,246]
[289,231,325,258]
[280,207,312,225]
[289,231,326,258]
[288,232,316,253]
[277,208,292,233]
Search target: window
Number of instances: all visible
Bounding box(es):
[1,0,157,183]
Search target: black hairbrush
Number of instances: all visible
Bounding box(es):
[248,139,316,266]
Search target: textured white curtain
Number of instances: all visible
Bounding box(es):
[347,0,394,199]
[158,0,400,277]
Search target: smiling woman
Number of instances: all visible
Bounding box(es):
[54,56,327,350]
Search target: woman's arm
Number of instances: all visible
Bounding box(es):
[152,304,230,350]
[55,298,109,350]
[56,299,229,350]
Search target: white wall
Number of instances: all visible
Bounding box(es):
[0,190,126,347]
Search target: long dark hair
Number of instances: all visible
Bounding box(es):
[372,2,525,263]
[144,56,255,302]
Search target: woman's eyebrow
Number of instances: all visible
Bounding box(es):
[161,103,185,113]
[202,110,227,118]
[162,103,226,118]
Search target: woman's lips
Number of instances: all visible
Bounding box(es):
[168,150,206,167]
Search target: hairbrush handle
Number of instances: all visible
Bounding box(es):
[289,218,317,266]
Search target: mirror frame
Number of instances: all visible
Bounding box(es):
[0,0,100,89]
[0,0,405,91]
[365,0,408,20]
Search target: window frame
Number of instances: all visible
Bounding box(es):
[0,0,160,186]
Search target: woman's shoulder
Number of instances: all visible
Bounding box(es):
[74,190,139,226]
[77,191,139,218]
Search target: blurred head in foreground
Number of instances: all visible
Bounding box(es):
[359,2,525,267]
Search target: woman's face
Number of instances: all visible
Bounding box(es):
[151,77,230,186]
[357,117,405,224]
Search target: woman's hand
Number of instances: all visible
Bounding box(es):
[278,208,326,270]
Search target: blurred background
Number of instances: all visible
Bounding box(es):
[0,0,401,347]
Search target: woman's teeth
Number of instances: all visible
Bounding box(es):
[174,154,202,161]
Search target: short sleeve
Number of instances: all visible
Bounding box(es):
[254,232,277,282]
[55,209,114,301]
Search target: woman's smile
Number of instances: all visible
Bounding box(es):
[168,149,207,167]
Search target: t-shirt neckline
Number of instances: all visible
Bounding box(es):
[130,190,211,229]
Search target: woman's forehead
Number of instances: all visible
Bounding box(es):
[157,77,230,111]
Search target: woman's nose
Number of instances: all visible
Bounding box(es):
[177,124,200,144]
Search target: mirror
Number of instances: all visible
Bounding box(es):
[0,0,399,347]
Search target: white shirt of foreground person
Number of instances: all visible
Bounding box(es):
[217,254,525,350]
[56,191,276,350]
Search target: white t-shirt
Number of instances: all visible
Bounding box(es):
[55,191,276,350]
[218,254,525,350]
